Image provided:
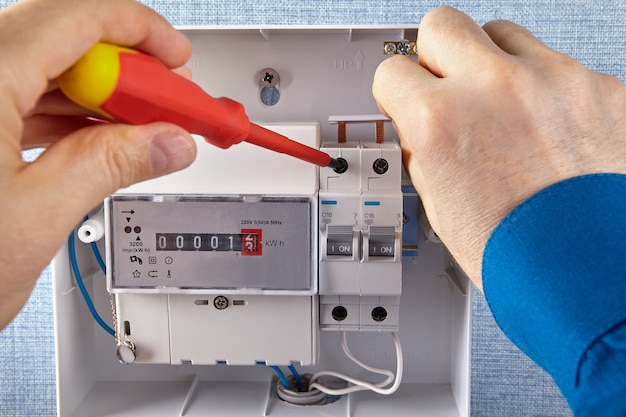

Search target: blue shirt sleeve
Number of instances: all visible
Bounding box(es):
[482,174,626,416]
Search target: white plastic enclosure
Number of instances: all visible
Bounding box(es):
[51,27,471,417]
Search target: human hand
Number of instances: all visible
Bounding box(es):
[0,0,197,329]
[373,6,626,289]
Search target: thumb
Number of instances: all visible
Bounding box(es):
[19,121,196,231]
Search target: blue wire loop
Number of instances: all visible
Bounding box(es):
[68,231,115,337]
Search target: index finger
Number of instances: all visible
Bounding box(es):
[417,6,504,78]
[0,0,191,116]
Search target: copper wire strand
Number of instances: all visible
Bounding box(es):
[375,120,385,143]
[337,121,347,143]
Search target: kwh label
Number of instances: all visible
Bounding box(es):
[265,239,285,247]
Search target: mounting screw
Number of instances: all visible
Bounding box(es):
[213,296,229,310]
[258,68,280,107]
[259,68,279,88]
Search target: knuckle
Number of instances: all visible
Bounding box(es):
[547,52,586,79]
[103,145,137,189]
[477,55,532,98]
[421,6,457,29]
[373,56,418,114]
[87,126,149,191]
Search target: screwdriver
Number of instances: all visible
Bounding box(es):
[57,42,346,171]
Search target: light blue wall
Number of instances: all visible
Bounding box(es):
[1,1,624,416]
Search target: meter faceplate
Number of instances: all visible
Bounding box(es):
[107,195,314,293]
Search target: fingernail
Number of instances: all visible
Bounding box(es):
[150,133,196,176]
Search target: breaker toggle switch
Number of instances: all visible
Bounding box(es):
[367,226,396,258]
[326,225,357,257]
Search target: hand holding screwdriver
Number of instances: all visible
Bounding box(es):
[58,42,345,170]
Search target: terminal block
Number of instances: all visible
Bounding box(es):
[383,40,418,55]
[319,141,402,331]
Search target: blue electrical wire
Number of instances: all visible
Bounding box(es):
[288,364,303,392]
[269,366,290,389]
[90,242,106,274]
[83,215,107,274]
[68,231,115,337]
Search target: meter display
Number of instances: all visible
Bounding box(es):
[155,233,259,253]
[107,195,315,293]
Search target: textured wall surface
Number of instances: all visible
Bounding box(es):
[1,1,625,416]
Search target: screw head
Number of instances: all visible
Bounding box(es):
[371,306,388,322]
[332,157,349,174]
[259,68,279,88]
[372,158,389,175]
[397,41,410,55]
[384,42,397,54]
[332,305,348,321]
[213,296,229,310]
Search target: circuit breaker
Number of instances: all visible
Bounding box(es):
[318,140,403,331]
